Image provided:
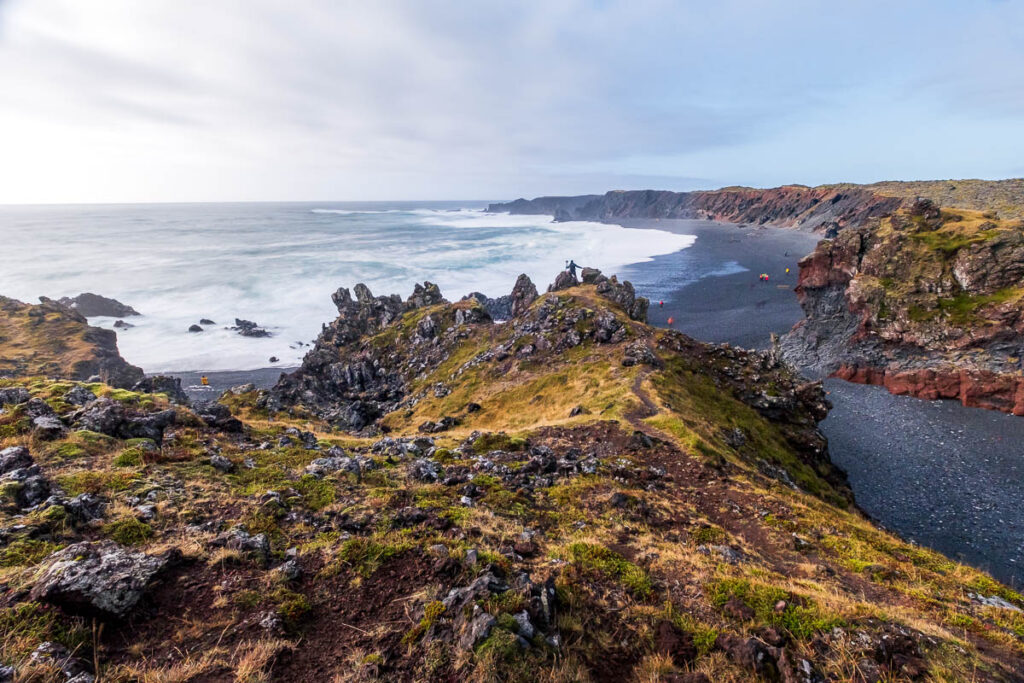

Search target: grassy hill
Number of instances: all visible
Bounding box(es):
[1,279,1023,681]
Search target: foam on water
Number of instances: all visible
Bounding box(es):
[0,202,694,372]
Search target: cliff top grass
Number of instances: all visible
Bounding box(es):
[0,295,141,387]
[2,285,1024,681]
[850,208,1024,333]
[822,178,1024,220]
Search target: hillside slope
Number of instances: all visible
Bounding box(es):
[3,272,1022,681]
[0,295,143,388]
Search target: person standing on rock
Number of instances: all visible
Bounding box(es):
[566,259,581,279]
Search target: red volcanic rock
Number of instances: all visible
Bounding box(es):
[834,364,1024,416]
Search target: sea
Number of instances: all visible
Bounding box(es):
[0,201,695,372]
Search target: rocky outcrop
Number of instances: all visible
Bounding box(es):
[55,292,139,317]
[269,281,464,431]
[0,295,144,388]
[30,541,173,619]
[489,186,904,233]
[269,270,649,431]
[132,375,190,405]
[782,200,1024,414]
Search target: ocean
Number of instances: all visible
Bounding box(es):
[0,201,694,372]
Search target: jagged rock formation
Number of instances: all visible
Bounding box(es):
[55,293,139,318]
[269,272,655,432]
[0,295,143,388]
[782,200,1024,414]
[490,186,904,233]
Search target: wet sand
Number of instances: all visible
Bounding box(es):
[619,219,819,349]
[171,217,1024,586]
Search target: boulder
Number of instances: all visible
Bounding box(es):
[73,398,176,443]
[32,415,67,440]
[233,319,272,337]
[596,275,648,322]
[188,324,203,333]
[580,267,606,284]
[55,293,139,318]
[209,454,235,473]
[0,387,31,405]
[113,319,134,330]
[409,458,441,482]
[132,375,190,405]
[63,385,97,406]
[30,541,172,618]
[0,446,33,474]
[209,526,270,561]
[194,402,243,432]
[549,271,578,292]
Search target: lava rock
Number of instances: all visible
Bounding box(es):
[56,293,139,317]
[209,454,236,473]
[30,541,172,619]
[31,415,66,440]
[132,375,190,404]
[233,319,271,337]
[0,387,30,405]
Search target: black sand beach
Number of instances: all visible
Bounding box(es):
[619,219,819,349]
[175,217,1024,586]
[620,219,1024,587]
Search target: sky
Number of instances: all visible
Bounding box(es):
[0,0,1023,204]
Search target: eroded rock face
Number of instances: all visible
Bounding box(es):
[30,541,172,619]
[782,202,1024,415]
[489,186,904,233]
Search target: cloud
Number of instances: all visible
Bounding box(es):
[0,0,1022,203]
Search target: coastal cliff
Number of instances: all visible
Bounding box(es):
[3,271,1023,681]
[0,295,143,388]
[490,186,904,233]
[781,199,1024,414]
[489,179,1024,231]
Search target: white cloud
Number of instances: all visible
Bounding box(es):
[0,0,1022,203]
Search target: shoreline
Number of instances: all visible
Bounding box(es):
[164,217,1024,586]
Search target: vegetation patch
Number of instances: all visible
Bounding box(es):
[565,542,652,599]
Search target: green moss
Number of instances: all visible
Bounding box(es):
[295,474,335,510]
[690,524,727,545]
[113,448,145,467]
[102,517,153,546]
[271,586,312,629]
[473,432,528,454]
[708,578,843,640]
[0,538,62,567]
[56,470,138,496]
[565,542,652,598]
[911,228,999,255]
[403,600,446,645]
[337,536,412,578]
